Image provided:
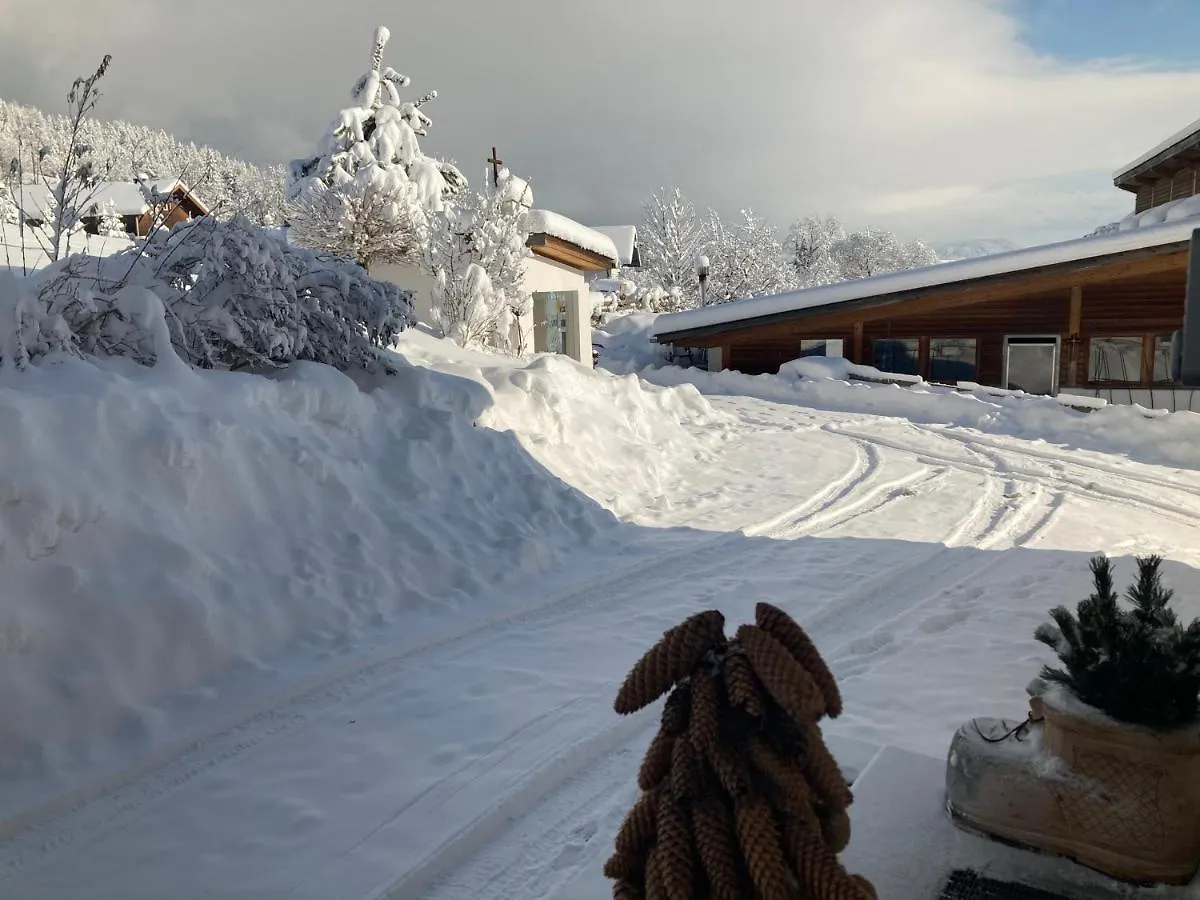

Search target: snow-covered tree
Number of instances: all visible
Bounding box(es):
[37,55,114,263]
[833,227,938,280]
[632,188,706,307]
[427,167,532,351]
[0,182,17,225]
[785,215,845,287]
[34,214,411,372]
[286,25,466,270]
[703,208,796,304]
[94,198,126,237]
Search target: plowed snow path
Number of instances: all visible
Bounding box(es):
[6,396,1200,900]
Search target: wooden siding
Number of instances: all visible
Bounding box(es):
[1133,166,1200,214]
[718,262,1187,387]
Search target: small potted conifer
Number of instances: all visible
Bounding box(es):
[947,555,1200,885]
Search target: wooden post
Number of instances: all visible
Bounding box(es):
[1066,285,1083,387]
[852,321,865,364]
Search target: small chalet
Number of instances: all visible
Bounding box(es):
[653,119,1200,403]
[18,177,208,238]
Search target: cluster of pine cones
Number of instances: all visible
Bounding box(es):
[605,602,876,900]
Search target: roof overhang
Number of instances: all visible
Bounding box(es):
[527,233,614,272]
[653,241,1190,346]
[1115,125,1200,191]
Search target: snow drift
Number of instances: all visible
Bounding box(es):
[643,361,1200,472]
[0,332,724,770]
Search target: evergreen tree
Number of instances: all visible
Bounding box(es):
[285,25,466,270]
[95,198,126,237]
[1035,555,1200,729]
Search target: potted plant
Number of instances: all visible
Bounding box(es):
[946,555,1200,885]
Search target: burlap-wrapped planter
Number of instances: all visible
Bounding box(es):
[947,690,1200,885]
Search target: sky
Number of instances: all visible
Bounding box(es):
[3,0,1200,248]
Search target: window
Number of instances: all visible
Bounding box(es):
[929,338,977,383]
[1153,334,1174,384]
[797,339,827,358]
[1088,337,1142,383]
[873,339,919,376]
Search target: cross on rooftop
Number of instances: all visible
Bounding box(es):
[488,147,503,186]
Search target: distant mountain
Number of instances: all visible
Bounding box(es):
[932,239,1021,262]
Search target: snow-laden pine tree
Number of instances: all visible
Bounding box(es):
[0,183,18,225]
[286,26,466,269]
[427,167,533,352]
[95,198,126,237]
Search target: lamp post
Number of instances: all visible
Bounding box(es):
[697,254,710,306]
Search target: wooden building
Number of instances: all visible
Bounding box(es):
[654,122,1200,396]
[18,177,208,238]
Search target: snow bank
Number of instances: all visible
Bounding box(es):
[0,330,728,765]
[527,209,619,264]
[1,222,133,273]
[641,363,1200,471]
[394,330,730,517]
[593,312,671,375]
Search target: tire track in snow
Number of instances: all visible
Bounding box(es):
[915,425,1200,503]
[830,424,1200,531]
[395,451,1028,900]
[0,433,902,881]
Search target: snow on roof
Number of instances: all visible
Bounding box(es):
[592,226,637,266]
[527,209,619,264]
[139,177,209,214]
[654,216,1200,338]
[15,182,151,220]
[1114,115,1200,181]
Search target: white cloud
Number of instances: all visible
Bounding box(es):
[3,0,1200,246]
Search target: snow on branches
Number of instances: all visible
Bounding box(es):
[427,167,533,352]
[286,25,466,270]
[33,215,412,372]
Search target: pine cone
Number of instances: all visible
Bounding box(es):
[756,601,843,718]
[786,827,876,900]
[644,844,666,900]
[670,734,704,801]
[737,624,826,722]
[746,735,819,825]
[705,740,752,800]
[821,808,852,853]
[613,787,658,858]
[687,669,722,755]
[612,880,643,900]
[734,795,792,900]
[615,611,726,715]
[655,790,694,900]
[801,724,853,813]
[722,650,766,718]
[691,794,746,900]
[604,848,643,882]
[767,708,808,760]
[661,682,692,736]
[639,728,676,791]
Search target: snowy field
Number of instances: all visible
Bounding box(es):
[4,332,1200,898]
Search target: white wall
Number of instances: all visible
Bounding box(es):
[369,261,439,326]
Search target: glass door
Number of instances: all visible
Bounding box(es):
[1004,336,1060,395]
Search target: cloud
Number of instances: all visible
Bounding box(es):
[2,0,1200,246]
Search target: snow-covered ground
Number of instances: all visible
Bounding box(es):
[5,332,1200,898]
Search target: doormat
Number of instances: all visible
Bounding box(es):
[938,869,1077,900]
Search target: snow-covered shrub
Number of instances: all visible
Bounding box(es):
[427,167,532,352]
[33,214,411,371]
[286,25,466,269]
[0,270,77,369]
